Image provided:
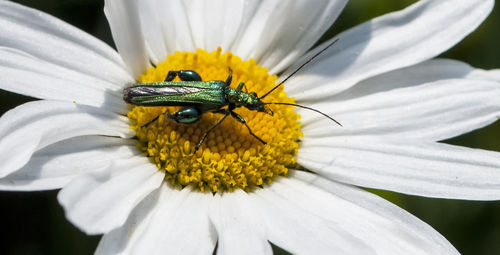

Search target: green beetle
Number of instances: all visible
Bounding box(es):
[123,40,341,151]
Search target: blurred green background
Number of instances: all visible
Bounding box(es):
[1,0,499,254]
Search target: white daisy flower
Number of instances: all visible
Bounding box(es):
[1,0,500,254]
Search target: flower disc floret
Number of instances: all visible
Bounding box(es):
[127,48,302,192]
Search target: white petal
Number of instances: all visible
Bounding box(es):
[0,100,132,178]
[138,0,196,63]
[137,0,346,73]
[57,157,164,235]
[185,0,249,53]
[131,186,217,254]
[0,1,132,85]
[97,185,216,255]
[469,68,500,82]
[298,139,500,200]
[210,191,272,255]
[229,0,348,74]
[285,0,494,100]
[285,171,458,254]
[300,78,500,141]
[96,187,162,255]
[331,58,476,101]
[256,189,373,254]
[104,0,150,78]
[0,136,139,191]
[0,48,127,114]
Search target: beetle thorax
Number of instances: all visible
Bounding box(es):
[226,87,253,107]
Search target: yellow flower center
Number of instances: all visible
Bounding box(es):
[127,48,302,192]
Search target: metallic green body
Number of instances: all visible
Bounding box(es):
[124,80,227,112]
[123,69,273,150]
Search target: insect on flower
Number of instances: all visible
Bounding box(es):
[123,39,342,151]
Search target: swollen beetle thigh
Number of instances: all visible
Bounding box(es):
[178,70,202,81]
[168,107,202,124]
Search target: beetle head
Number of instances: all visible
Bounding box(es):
[245,92,273,116]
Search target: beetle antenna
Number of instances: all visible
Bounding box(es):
[264,102,342,126]
[259,38,339,100]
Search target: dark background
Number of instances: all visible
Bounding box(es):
[1,0,499,254]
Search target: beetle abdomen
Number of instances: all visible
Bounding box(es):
[123,85,204,104]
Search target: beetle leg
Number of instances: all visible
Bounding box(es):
[164,71,179,81]
[234,80,248,92]
[142,114,161,127]
[195,110,230,152]
[165,70,202,82]
[229,111,267,145]
[225,67,233,86]
[166,107,201,124]
[142,107,200,127]
[149,59,157,68]
[235,82,245,91]
[178,70,202,81]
